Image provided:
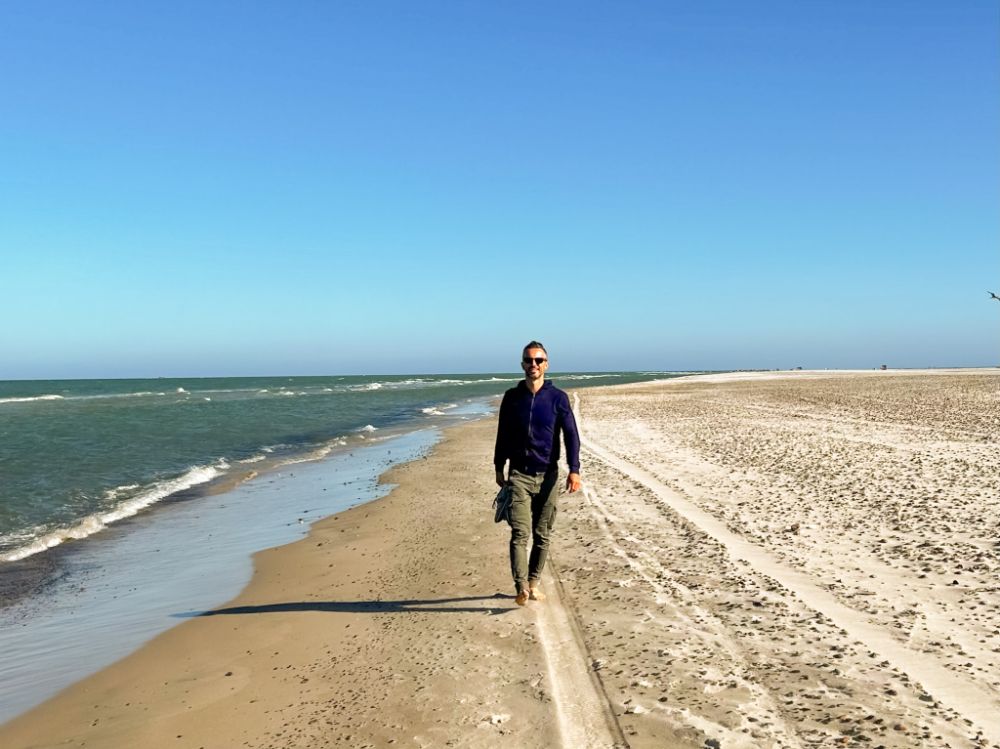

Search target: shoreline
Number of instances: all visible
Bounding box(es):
[3,369,999,748]
[0,395,498,616]
[0,398,493,571]
[1,415,560,748]
[0,426,444,726]
[0,371,655,570]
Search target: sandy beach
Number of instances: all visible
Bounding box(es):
[2,369,998,749]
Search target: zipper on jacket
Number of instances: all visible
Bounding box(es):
[525,390,536,462]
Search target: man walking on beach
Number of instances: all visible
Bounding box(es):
[494,341,582,606]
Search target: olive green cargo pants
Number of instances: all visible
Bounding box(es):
[508,469,559,593]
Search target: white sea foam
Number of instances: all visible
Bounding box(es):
[277,445,333,466]
[190,387,267,395]
[237,455,266,464]
[361,432,397,443]
[558,373,624,381]
[358,424,378,432]
[0,394,64,405]
[343,377,521,391]
[420,403,458,416]
[435,377,518,385]
[48,392,155,403]
[20,390,194,404]
[102,483,141,500]
[0,527,41,550]
[348,381,396,392]
[1,464,225,563]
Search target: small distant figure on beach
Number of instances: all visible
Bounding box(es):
[494,341,582,606]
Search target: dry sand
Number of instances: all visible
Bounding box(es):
[2,369,998,748]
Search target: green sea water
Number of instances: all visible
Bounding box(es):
[0,372,678,561]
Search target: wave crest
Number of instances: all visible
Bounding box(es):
[0,394,64,405]
[1,464,225,563]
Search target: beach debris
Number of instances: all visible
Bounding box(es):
[705,738,722,749]
[592,658,607,671]
[624,703,646,714]
[488,713,509,725]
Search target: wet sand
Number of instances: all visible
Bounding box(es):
[2,369,998,748]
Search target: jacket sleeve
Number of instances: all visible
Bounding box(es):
[559,393,581,474]
[493,392,510,471]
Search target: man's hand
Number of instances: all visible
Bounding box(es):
[495,470,506,488]
[566,472,582,493]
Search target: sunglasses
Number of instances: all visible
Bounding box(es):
[522,357,547,365]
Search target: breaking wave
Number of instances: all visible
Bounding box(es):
[1,464,227,563]
[0,394,64,405]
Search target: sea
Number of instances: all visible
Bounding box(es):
[0,371,678,723]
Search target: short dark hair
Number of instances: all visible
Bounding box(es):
[522,340,547,355]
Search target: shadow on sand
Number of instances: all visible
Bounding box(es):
[174,594,516,619]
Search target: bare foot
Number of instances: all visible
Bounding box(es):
[529,585,546,601]
[515,590,529,606]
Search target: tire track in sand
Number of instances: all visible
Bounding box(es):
[534,562,628,749]
[578,478,806,747]
[574,393,1000,747]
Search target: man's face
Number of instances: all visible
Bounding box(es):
[521,347,549,381]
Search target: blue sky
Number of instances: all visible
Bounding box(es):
[2,1,997,377]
